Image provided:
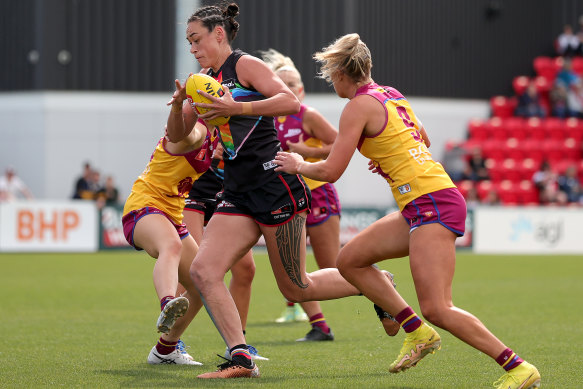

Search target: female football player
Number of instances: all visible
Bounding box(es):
[275,33,541,389]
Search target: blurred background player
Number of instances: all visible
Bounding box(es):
[122,117,216,366]
[275,33,540,389]
[261,48,339,342]
[263,48,399,339]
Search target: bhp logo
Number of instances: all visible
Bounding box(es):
[17,210,80,241]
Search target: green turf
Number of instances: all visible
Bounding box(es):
[0,250,580,388]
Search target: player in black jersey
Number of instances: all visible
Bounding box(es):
[183,153,268,361]
[166,2,361,379]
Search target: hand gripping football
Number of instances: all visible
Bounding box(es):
[185,73,230,127]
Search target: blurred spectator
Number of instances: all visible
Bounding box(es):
[549,82,573,118]
[89,169,102,195]
[556,24,580,57]
[442,143,467,182]
[532,160,560,204]
[483,189,501,206]
[514,81,546,118]
[72,162,93,199]
[557,164,582,204]
[463,147,490,181]
[0,166,33,202]
[555,58,579,88]
[465,184,481,209]
[96,175,120,208]
[566,78,583,118]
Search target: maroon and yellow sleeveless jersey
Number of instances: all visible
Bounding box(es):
[355,82,455,210]
[123,129,217,224]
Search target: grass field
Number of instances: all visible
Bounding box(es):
[0,250,580,388]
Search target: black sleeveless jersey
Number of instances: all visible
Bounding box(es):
[207,49,282,192]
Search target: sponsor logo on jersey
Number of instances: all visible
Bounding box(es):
[271,204,292,219]
[398,184,411,194]
[217,200,235,208]
[222,79,236,89]
[263,160,277,170]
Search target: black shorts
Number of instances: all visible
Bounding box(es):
[215,173,311,226]
[184,170,224,224]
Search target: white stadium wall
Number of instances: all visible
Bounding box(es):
[2,201,583,254]
[0,92,488,208]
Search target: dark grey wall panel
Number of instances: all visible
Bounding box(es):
[1,0,37,90]
[1,0,175,91]
[4,0,583,97]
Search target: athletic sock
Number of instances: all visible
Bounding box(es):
[309,313,330,333]
[230,344,253,367]
[160,295,174,310]
[395,306,422,333]
[495,347,524,371]
[155,337,177,355]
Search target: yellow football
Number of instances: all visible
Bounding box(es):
[185,73,230,127]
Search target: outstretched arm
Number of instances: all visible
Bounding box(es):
[275,97,367,182]
[287,107,338,159]
[166,75,199,143]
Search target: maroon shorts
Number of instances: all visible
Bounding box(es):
[122,207,189,250]
[306,183,341,227]
[401,187,466,236]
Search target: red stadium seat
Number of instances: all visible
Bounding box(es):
[543,117,568,140]
[501,158,521,182]
[505,137,529,161]
[518,158,538,181]
[486,117,509,141]
[553,56,565,72]
[461,139,482,153]
[565,117,583,142]
[533,75,551,95]
[512,76,530,96]
[525,117,546,140]
[533,56,561,83]
[517,180,539,205]
[534,76,551,113]
[490,96,517,118]
[572,57,583,76]
[480,139,506,161]
[502,117,526,139]
[476,180,494,201]
[541,139,565,162]
[456,180,474,199]
[578,160,583,181]
[468,119,488,141]
[563,138,581,160]
[497,180,519,205]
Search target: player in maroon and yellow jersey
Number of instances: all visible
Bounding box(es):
[275,33,540,389]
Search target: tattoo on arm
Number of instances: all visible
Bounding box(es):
[276,214,308,289]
